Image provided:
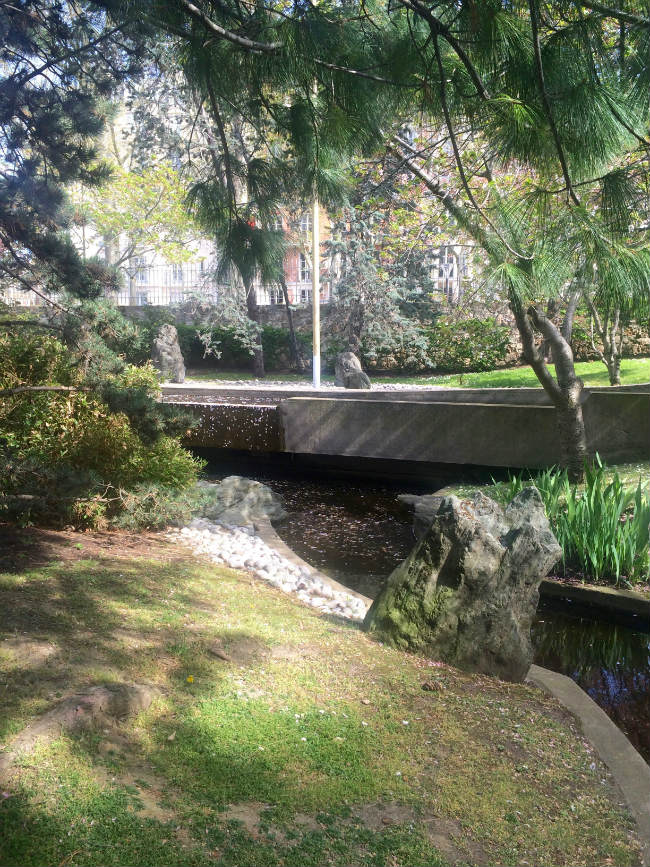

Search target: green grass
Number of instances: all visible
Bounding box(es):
[183,357,650,388]
[0,541,642,866]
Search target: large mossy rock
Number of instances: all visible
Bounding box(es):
[364,488,561,682]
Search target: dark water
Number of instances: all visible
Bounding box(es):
[205,460,650,763]
[532,599,650,761]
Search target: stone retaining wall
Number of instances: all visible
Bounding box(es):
[180,386,650,467]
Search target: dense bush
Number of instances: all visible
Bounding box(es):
[0,329,202,529]
[427,317,511,373]
[501,460,650,586]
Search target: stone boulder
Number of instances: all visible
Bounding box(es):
[334,351,371,389]
[397,493,444,540]
[197,476,285,527]
[152,323,185,383]
[364,488,561,682]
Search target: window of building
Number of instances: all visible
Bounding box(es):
[136,291,149,306]
[300,286,311,304]
[299,252,311,282]
[132,256,148,284]
[299,213,312,234]
[171,263,184,284]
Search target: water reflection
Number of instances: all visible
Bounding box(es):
[533,600,650,761]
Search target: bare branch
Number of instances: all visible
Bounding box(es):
[577,1,649,27]
[177,0,282,53]
[529,0,580,206]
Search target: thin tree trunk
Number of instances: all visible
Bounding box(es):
[585,295,622,385]
[541,297,560,362]
[243,277,265,378]
[392,143,589,478]
[279,276,304,370]
[512,302,587,482]
[561,288,581,344]
[347,301,364,355]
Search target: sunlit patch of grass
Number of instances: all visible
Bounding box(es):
[183,358,650,389]
[0,547,642,866]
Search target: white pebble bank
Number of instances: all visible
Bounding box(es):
[169,517,370,622]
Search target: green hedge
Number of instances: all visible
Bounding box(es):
[426,317,512,373]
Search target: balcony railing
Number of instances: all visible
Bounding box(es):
[0,264,327,308]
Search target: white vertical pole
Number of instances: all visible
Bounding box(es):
[312,193,321,389]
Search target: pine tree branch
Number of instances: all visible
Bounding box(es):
[17,25,126,86]
[430,36,534,261]
[177,0,282,53]
[0,386,87,397]
[204,77,238,216]
[395,0,491,101]
[577,2,649,27]
[529,0,580,207]
[313,59,406,86]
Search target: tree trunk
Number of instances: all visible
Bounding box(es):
[561,288,581,345]
[608,356,621,386]
[244,277,265,378]
[541,297,560,361]
[279,276,305,370]
[347,300,364,355]
[585,295,623,386]
[511,302,588,482]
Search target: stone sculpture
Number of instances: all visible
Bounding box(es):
[151,323,186,383]
[364,488,561,682]
[334,351,371,389]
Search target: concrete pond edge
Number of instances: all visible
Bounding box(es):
[539,577,650,617]
[256,519,650,865]
[527,665,650,866]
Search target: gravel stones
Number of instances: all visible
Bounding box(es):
[169,477,369,622]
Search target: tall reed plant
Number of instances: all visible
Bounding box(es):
[500,459,650,587]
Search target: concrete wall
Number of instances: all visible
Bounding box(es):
[179,386,649,468]
[583,391,650,463]
[278,399,562,468]
[185,404,281,452]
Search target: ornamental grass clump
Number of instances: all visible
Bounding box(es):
[502,460,650,587]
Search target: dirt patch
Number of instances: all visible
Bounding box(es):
[223,802,271,838]
[0,682,161,781]
[0,637,58,667]
[218,635,269,665]
[351,803,489,865]
[0,524,193,573]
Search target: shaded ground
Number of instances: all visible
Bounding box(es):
[0,525,642,866]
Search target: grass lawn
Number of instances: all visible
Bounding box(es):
[0,528,641,866]
[183,357,650,388]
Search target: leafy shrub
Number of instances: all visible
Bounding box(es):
[427,317,511,373]
[501,460,650,586]
[323,331,433,373]
[0,330,203,529]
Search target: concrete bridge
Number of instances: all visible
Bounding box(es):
[162,383,650,470]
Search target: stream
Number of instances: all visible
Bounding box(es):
[205,460,650,764]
